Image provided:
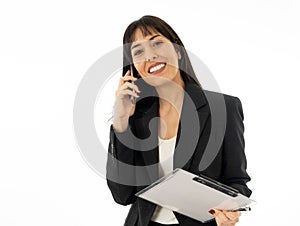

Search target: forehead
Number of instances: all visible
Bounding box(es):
[132,28,164,42]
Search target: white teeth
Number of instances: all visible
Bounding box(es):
[149,63,165,73]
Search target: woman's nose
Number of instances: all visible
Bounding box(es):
[145,48,158,62]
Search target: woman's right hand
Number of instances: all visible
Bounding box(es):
[113,70,140,132]
[209,209,241,226]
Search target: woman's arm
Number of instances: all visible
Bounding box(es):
[221,96,252,197]
[106,72,141,205]
[209,96,251,226]
[106,125,138,206]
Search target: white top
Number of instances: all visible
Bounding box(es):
[151,136,179,224]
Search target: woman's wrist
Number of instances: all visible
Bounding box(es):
[113,116,129,133]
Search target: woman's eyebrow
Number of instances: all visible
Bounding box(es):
[131,35,161,50]
[149,34,161,40]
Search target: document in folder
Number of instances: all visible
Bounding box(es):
[135,168,255,223]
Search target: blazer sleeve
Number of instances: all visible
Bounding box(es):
[106,124,138,205]
[221,96,252,197]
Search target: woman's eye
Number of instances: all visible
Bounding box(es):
[152,41,163,47]
[133,49,143,57]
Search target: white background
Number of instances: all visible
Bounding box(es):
[1,0,299,225]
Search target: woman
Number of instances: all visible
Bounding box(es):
[106,15,251,226]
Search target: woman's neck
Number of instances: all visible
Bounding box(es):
[156,75,185,116]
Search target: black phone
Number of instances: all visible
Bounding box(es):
[129,64,140,78]
[129,64,137,104]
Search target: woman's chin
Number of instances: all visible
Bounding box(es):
[143,75,171,87]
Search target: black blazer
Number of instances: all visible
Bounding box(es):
[106,81,251,226]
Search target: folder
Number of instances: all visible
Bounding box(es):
[135,168,255,223]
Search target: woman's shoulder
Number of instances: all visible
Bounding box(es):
[202,89,242,106]
[185,83,241,104]
[201,89,243,120]
[184,83,243,114]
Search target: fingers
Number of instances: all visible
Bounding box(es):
[214,210,231,225]
[209,209,240,226]
[117,87,140,99]
[117,82,140,98]
[118,70,138,87]
[224,211,241,220]
[116,70,141,99]
[120,82,140,93]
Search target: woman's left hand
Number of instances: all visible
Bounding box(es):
[209,209,241,226]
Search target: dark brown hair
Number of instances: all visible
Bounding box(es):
[122,15,201,87]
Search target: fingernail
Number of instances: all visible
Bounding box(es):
[209,209,215,215]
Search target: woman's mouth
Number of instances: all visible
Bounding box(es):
[148,63,166,74]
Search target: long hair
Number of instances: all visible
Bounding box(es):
[122,15,201,87]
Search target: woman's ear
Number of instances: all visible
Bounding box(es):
[174,39,182,60]
[177,50,181,60]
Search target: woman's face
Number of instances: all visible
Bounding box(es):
[131,28,182,87]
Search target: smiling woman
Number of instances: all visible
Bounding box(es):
[130,31,182,88]
[123,16,200,88]
[106,15,252,226]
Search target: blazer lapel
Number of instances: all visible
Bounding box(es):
[174,83,210,170]
[133,83,210,183]
[133,99,160,185]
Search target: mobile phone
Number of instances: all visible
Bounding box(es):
[130,64,136,104]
